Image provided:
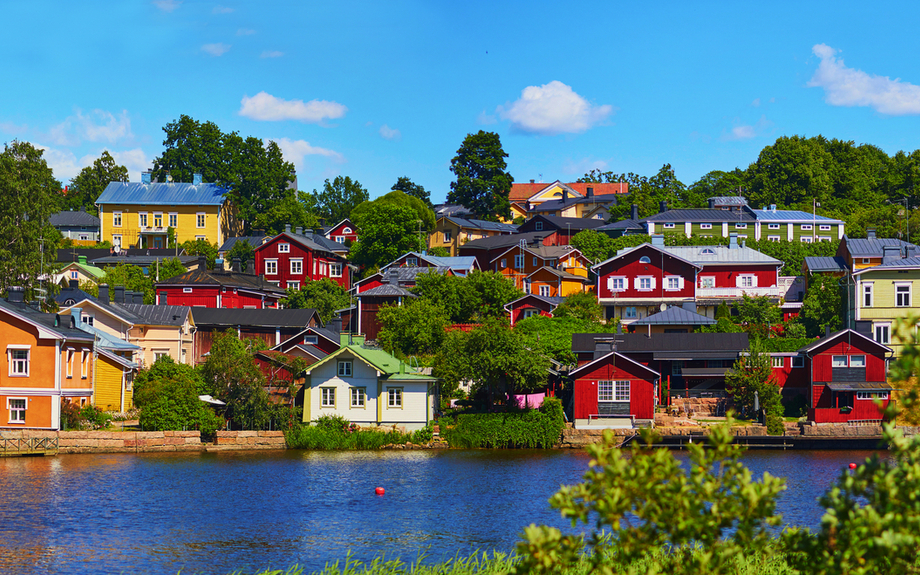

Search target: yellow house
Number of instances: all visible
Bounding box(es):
[96,177,237,250]
[67,308,139,412]
[428,216,517,256]
[853,257,920,356]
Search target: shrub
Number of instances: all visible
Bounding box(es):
[440,407,564,449]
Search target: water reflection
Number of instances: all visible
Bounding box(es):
[0,448,884,575]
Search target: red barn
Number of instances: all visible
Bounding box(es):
[570,346,660,428]
[255,228,351,291]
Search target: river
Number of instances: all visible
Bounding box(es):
[0,448,885,575]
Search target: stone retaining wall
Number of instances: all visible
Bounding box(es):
[0,429,286,454]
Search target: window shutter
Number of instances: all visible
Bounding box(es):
[751,275,758,287]
[735,275,743,288]
[607,277,614,291]
[678,276,685,289]
[634,277,640,290]
[650,277,656,290]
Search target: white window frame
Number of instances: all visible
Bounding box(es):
[320,387,335,408]
[665,276,681,291]
[329,262,343,278]
[700,223,713,230]
[286,281,300,289]
[265,259,278,275]
[66,348,75,379]
[335,236,346,243]
[608,276,626,292]
[351,387,366,408]
[169,213,178,228]
[539,285,551,297]
[113,212,122,227]
[81,350,88,379]
[443,231,452,243]
[636,277,654,291]
[896,283,911,307]
[388,387,403,408]
[8,345,29,377]
[700,276,715,288]
[196,212,206,228]
[735,223,747,229]
[768,236,781,242]
[290,259,303,275]
[623,307,638,319]
[663,223,675,229]
[800,224,813,231]
[772,357,784,368]
[738,275,756,288]
[183,287,193,293]
[832,356,848,368]
[850,355,866,368]
[7,397,26,423]
[875,323,891,344]
[337,360,352,377]
[139,212,148,228]
[303,335,318,345]
[857,391,889,400]
[768,223,780,230]
[598,380,630,402]
[819,224,831,231]
[278,243,290,253]
[863,282,873,307]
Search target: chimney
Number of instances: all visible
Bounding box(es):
[113,286,125,304]
[867,227,877,240]
[883,245,901,264]
[98,284,109,303]
[593,340,614,360]
[562,188,569,202]
[659,200,668,214]
[329,316,343,339]
[198,255,207,270]
[133,292,144,304]
[530,179,535,184]
[651,234,665,247]
[295,227,303,235]
[682,301,697,313]
[141,171,152,185]
[69,279,78,289]
[387,267,399,285]
[708,198,716,209]
[729,232,739,249]
[7,287,24,303]
[231,257,241,273]
[71,308,82,326]
[285,224,292,233]
[825,325,832,337]
[193,173,203,185]
[770,204,777,212]
[631,204,638,221]
[78,255,87,265]
[586,186,594,198]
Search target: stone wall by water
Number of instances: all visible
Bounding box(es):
[0,429,286,454]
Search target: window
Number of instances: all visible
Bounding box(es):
[286,281,300,289]
[700,248,716,255]
[79,235,88,241]
[514,254,524,269]
[700,223,712,230]
[113,212,122,227]
[443,231,452,243]
[735,223,747,229]
[388,387,403,408]
[7,398,26,423]
[597,380,630,402]
[768,223,780,230]
[875,323,891,344]
[792,356,804,368]
[196,213,206,228]
[290,259,303,274]
[8,346,29,376]
[897,283,911,307]
[304,335,318,345]
[153,213,162,228]
[862,258,872,264]
[337,360,352,377]
[639,256,651,264]
[335,236,345,243]
[500,258,507,268]
[139,213,148,228]
[533,257,539,267]
[666,276,681,290]
[638,277,652,290]
[663,223,675,229]
[320,388,335,407]
[278,243,290,253]
[832,356,848,367]
[351,387,366,408]
[672,362,683,376]
[819,225,831,231]
[195,235,206,241]
[768,236,781,242]
[182,287,193,293]
[609,277,626,291]
[535,221,543,231]
[700,276,715,288]
[169,213,178,228]
[66,349,74,378]
[70,270,79,280]
[801,224,813,231]
[319,262,327,275]
[265,260,278,275]
[81,350,88,379]
[624,306,638,319]
[539,285,551,297]
[857,391,889,400]
[406,257,417,267]
[153,350,168,362]
[523,309,538,319]
[863,283,873,307]
[772,357,784,368]
[268,281,280,287]
[801,236,813,243]
[739,275,755,288]
[850,356,866,368]
[82,314,94,326]
[329,263,343,277]
[343,227,352,234]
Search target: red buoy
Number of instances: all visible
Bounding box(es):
[375,487,385,495]
[849,463,857,470]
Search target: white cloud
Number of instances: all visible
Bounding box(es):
[752,98,761,107]
[109,149,152,179]
[563,157,609,176]
[152,0,181,12]
[260,50,284,58]
[808,43,920,115]
[213,5,234,13]
[237,28,255,36]
[477,110,498,125]
[49,109,133,147]
[0,121,28,135]
[379,125,400,141]
[31,144,151,183]
[239,91,347,123]
[269,137,344,177]
[497,80,613,135]
[202,43,231,56]
[720,115,771,142]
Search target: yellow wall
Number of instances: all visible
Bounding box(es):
[128,323,194,367]
[99,203,227,249]
[95,355,129,411]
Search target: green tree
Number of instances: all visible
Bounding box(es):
[154,258,189,283]
[102,263,154,303]
[0,141,61,295]
[282,278,351,324]
[553,291,604,323]
[514,419,785,575]
[725,340,784,434]
[746,135,835,210]
[313,175,368,225]
[686,169,748,202]
[412,270,523,323]
[735,294,782,340]
[800,273,843,337]
[226,239,256,273]
[133,356,222,433]
[66,150,128,215]
[260,189,319,234]
[180,239,219,270]
[391,176,431,207]
[377,298,449,358]
[448,131,514,221]
[199,330,271,430]
[350,202,424,273]
[351,190,436,232]
[515,315,608,365]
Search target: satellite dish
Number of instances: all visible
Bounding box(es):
[660,303,667,312]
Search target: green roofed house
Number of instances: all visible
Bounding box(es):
[52,255,106,287]
[302,335,438,431]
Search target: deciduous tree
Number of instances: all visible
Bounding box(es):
[313,175,368,225]
[66,150,128,215]
[725,339,784,433]
[391,176,431,207]
[377,299,449,358]
[448,131,513,221]
[800,273,842,337]
[350,202,424,273]
[283,278,351,324]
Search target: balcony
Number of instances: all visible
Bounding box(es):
[695,286,784,299]
[139,226,169,235]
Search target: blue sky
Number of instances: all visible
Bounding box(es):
[4,1,920,204]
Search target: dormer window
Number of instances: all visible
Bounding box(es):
[278,243,290,253]
[639,256,651,264]
[535,221,543,231]
[304,335,318,345]
[700,248,716,255]
[343,227,352,234]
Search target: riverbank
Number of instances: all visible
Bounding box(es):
[0,429,286,455]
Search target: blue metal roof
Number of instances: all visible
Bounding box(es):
[630,306,716,326]
[804,256,847,272]
[96,182,228,206]
[752,209,843,223]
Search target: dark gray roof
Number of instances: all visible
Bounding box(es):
[804,256,847,273]
[843,237,918,257]
[0,298,95,342]
[518,215,607,232]
[57,248,112,263]
[92,255,198,267]
[643,209,756,223]
[271,231,348,255]
[218,235,270,252]
[96,182,228,206]
[433,204,474,218]
[156,268,286,294]
[854,255,920,274]
[598,219,644,231]
[50,210,100,227]
[118,304,191,326]
[55,286,98,306]
[444,217,518,233]
[571,332,748,354]
[629,306,716,326]
[529,194,621,213]
[191,307,320,328]
[460,231,548,250]
[358,284,416,297]
[504,294,564,310]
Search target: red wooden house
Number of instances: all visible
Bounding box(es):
[254,227,351,291]
[324,218,358,246]
[569,343,660,428]
[799,329,892,424]
[156,257,286,309]
[504,294,563,327]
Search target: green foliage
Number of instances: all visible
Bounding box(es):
[61,403,112,430]
[735,294,782,340]
[0,141,61,294]
[570,229,649,263]
[133,356,222,434]
[102,263,154,303]
[285,422,418,450]
[439,408,564,449]
[448,131,514,221]
[801,273,843,337]
[391,176,431,207]
[282,278,351,324]
[352,189,436,231]
[412,270,522,324]
[180,238,219,269]
[226,240,256,272]
[515,315,610,365]
[513,419,785,575]
[758,337,816,352]
[155,258,189,282]
[602,164,696,221]
[200,331,273,430]
[66,150,128,215]
[725,341,784,434]
[553,290,604,323]
[425,246,450,257]
[783,320,807,339]
[350,200,430,271]
[313,175,369,225]
[699,316,744,334]
[376,299,449,358]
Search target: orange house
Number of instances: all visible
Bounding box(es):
[0,293,96,430]
[489,244,592,295]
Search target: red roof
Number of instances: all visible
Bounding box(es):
[509,182,628,202]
